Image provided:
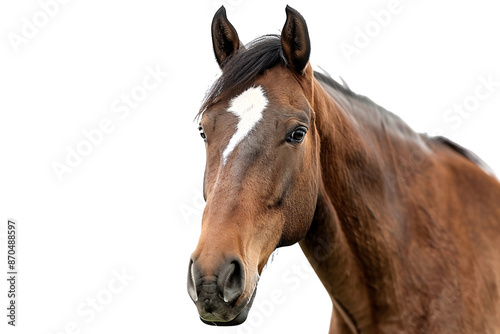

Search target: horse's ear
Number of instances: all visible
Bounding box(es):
[211,6,242,69]
[280,6,311,74]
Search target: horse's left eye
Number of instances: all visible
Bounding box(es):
[198,125,207,142]
[286,127,307,143]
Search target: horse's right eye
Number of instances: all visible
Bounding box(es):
[286,126,308,144]
[198,125,207,142]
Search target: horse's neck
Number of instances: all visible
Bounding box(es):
[311,79,397,245]
[304,77,500,333]
[299,182,375,332]
[301,79,422,331]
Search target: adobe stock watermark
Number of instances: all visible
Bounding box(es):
[340,0,414,63]
[7,0,72,54]
[178,187,205,226]
[47,267,134,334]
[382,74,499,185]
[51,64,168,182]
[234,259,315,334]
[429,74,500,137]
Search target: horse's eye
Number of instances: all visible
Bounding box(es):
[198,125,207,142]
[286,127,307,143]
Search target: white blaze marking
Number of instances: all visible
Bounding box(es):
[222,86,268,164]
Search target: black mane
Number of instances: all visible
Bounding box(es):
[197,34,380,120]
[432,136,495,176]
[313,70,381,111]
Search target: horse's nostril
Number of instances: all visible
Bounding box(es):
[219,259,245,304]
[188,256,246,308]
[187,259,198,302]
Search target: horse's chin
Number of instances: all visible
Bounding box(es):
[199,288,257,326]
[200,306,250,326]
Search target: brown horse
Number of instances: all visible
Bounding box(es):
[187,6,500,333]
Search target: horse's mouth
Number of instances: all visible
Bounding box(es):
[199,287,257,326]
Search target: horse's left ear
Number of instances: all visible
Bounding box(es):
[280,6,311,74]
[211,6,242,69]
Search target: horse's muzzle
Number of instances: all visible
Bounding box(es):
[187,255,256,326]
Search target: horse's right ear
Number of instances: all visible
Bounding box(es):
[211,6,242,69]
[280,6,311,74]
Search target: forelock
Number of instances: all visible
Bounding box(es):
[197,35,284,119]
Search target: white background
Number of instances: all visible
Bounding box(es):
[1,0,499,333]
